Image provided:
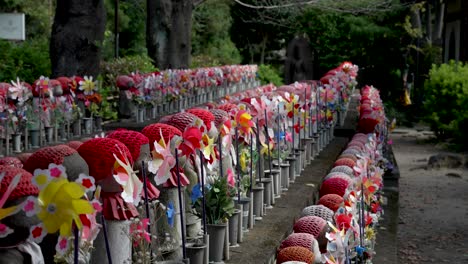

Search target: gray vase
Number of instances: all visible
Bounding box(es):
[186,242,206,264]
[235,197,251,231]
[252,184,264,220]
[29,129,40,148]
[207,223,226,263]
[228,209,241,247]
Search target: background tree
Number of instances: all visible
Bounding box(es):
[50,0,106,77]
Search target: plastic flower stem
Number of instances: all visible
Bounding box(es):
[141,161,151,234]
[74,227,79,264]
[249,132,253,193]
[235,127,241,203]
[101,214,113,264]
[360,182,364,248]
[277,105,280,163]
[316,86,319,131]
[199,152,207,235]
[256,119,262,182]
[218,133,223,178]
[292,107,295,152]
[174,149,187,259]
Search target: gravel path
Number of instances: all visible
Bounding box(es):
[392,128,468,263]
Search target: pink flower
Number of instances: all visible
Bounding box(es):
[130,218,151,246]
[227,168,235,187]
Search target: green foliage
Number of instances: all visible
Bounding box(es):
[423,61,468,148]
[100,55,156,88]
[257,64,283,86]
[0,38,50,83]
[192,0,241,66]
[194,177,235,224]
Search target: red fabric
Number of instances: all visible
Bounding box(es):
[107,130,149,161]
[168,112,199,132]
[318,194,344,212]
[278,233,317,252]
[276,246,314,264]
[24,145,77,173]
[293,216,327,239]
[163,167,190,188]
[319,177,350,197]
[77,138,133,182]
[0,157,23,168]
[100,192,139,220]
[0,166,39,202]
[142,123,182,150]
[187,108,215,130]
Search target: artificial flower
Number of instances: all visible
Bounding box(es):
[78,76,98,96]
[178,127,202,157]
[235,110,254,135]
[0,172,22,237]
[148,131,176,185]
[227,168,235,187]
[202,134,216,163]
[130,218,151,246]
[113,150,143,206]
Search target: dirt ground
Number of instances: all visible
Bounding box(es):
[392,128,468,263]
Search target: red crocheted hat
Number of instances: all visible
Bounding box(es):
[338,154,358,162]
[0,166,39,201]
[319,177,350,197]
[293,216,327,239]
[277,246,314,264]
[0,157,23,168]
[333,158,356,169]
[301,205,335,223]
[67,140,83,150]
[278,233,317,252]
[210,109,229,128]
[187,108,215,130]
[330,165,354,177]
[77,138,133,182]
[218,103,238,114]
[158,114,173,124]
[169,112,199,132]
[323,172,353,185]
[24,145,77,173]
[318,194,344,212]
[142,123,182,150]
[107,129,149,161]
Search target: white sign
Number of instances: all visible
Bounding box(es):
[0,13,26,41]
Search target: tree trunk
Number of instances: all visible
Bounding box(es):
[147,0,193,70]
[50,0,106,77]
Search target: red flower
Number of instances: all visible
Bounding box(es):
[178,127,202,157]
[336,213,352,230]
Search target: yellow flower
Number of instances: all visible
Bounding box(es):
[365,226,375,241]
[37,178,93,237]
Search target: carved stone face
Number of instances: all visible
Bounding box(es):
[62,153,89,182]
[134,143,150,174]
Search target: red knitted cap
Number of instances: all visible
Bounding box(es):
[293,216,327,239]
[0,166,39,201]
[158,114,173,124]
[210,109,229,128]
[324,172,352,185]
[107,130,149,161]
[319,177,350,197]
[24,145,77,173]
[279,233,317,252]
[277,246,314,264]
[318,194,344,212]
[169,112,199,132]
[16,153,32,164]
[67,140,84,150]
[142,123,182,150]
[0,157,23,168]
[187,108,215,130]
[330,165,354,177]
[338,154,358,162]
[301,205,335,223]
[218,103,238,114]
[333,158,356,169]
[77,138,133,182]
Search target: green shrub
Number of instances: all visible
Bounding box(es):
[100,55,157,88]
[0,38,51,83]
[257,64,283,87]
[423,61,468,148]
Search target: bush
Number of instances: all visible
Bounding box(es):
[99,55,157,88]
[423,61,468,148]
[0,38,51,84]
[257,64,283,87]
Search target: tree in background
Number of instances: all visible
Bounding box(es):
[50,0,106,77]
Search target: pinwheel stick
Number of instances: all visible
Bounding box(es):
[218,133,223,178]
[101,214,113,264]
[256,119,262,182]
[174,149,187,259]
[249,132,253,193]
[141,161,151,234]
[359,182,365,248]
[74,227,79,264]
[292,108,295,152]
[277,105,281,163]
[235,127,241,202]
[199,152,207,234]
